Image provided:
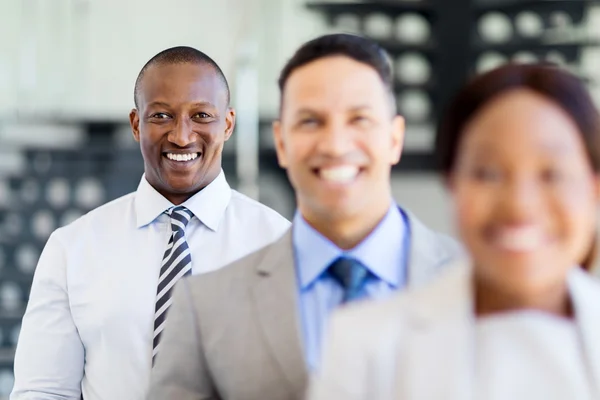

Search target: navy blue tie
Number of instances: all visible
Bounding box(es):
[328,257,371,303]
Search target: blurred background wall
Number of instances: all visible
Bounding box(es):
[1,0,600,397]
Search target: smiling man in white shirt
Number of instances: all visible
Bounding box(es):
[10,46,290,400]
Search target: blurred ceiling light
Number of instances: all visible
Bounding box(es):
[396,13,431,44]
[397,90,431,122]
[513,51,539,63]
[476,51,508,73]
[75,178,105,209]
[550,11,572,28]
[396,52,431,84]
[365,13,394,39]
[478,12,513,43]
[0,282,22,312]
[335,13,361,33]
[515,11,544,38]
[46,178,70,208]
[32,210,55,241]
[61,209,84,227]
[16,244,39,274]
[546,51,567,66]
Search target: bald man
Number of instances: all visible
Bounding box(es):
[11,46,290,400]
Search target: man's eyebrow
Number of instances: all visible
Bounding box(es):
[294,108,320,115]
[190,101,218,109]
[146,101,171,108]
[145,101,219,109]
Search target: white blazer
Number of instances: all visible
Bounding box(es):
[307,261,600,400]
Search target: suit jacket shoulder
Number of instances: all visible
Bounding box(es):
[402,208,466,288]
[181,230,290,316]
[162,229,304,400]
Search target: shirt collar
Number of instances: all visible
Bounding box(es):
[134,169,232,231]
[293,203,407,290]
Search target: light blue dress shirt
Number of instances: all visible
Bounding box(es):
[293,204,410,370]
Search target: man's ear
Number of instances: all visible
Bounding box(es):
[130,109,140,142]
[390,115,405,165]
[272,120,288,168]
[224,107,236,141]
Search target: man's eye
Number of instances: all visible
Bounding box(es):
[300,118,318,127]
[351,115,371,125]
[151,113,170,119]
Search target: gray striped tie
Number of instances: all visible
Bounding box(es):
[152,205,194,363]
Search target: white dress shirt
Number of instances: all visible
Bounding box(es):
[10,171,290,400]
[476,310,593,400]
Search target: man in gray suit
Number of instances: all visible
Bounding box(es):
[148,33,464,400]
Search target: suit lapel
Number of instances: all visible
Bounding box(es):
[251,230,308,398]
[400,263,475,400]
[403,208,464,288]
[569,268,600,397]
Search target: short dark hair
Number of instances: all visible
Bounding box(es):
[277,33,394,108]
[133,46,230,108]
[436,63,600,175]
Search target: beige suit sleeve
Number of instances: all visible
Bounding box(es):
[147,278,218,400]
[306,310,368,400]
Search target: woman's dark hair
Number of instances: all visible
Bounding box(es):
[435,63,600,175]
[436,63,600,271]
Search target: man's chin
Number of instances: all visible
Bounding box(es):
[166,182,203,195]
[313,202,362,222]
[159,172,201,192]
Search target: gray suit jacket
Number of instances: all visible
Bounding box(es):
[147,210,464,400]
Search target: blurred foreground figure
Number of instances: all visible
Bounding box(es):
[309,63,600,400]
[147,33,463,400]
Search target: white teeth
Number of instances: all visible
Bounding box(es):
[166,153,198,162]
[318,166,359,183]
[493,225,545,252]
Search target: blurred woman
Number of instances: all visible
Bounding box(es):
[307,63,600,400]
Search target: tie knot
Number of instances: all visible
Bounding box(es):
[167,206,194,232]
[328,257,370,295]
